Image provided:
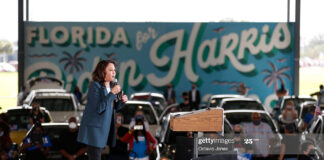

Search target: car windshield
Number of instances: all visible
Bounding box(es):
[209,97,239,108]
[131,95,165,115]
[222,101,264,110]
[282,98,316,110]
[117,103,157,124]
[7,109,50,130]
[33,98,75,111]
[225,112,277,133]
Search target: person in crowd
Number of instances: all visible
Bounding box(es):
[298,142,316,160]
[122,115,157,160]
[310,84,324,106]
[179,92,191,111]
[29,102,45,126]
[186,131,193,138]
[188,83,201,110]
[59,117,87,160]
[242,112,274,159]
[302,106,316,131]
[272,84,288,121]
[129,110,150,131]
[0,121,12,160]
[22,123,52,160]
[163,83,176,105]
[281,100,298,133]
[236,83,248,96]
[279,123,300,160]
[108,113,129,160]
[73,86,83,104]
[77,59,128,160]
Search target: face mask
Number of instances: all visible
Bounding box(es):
[309,149,316,156]
[234,131,241,134]
[33,107,39,112]
[287,105,293,109]
[69,122,77,129]
[116,117,122,124]
[0,131,4,136]
[253,119,261,125]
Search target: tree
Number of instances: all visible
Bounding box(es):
[0,40,14,62]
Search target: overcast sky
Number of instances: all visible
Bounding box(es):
[1,0,323,47]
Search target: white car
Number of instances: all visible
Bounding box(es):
[130,92,167,117]
[117,100,160,138]
[206,94,244,108]
[219,97,266,111]
[23,91,82,122]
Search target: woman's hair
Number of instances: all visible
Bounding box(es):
[92,59,117,84]
[30,102,44,114]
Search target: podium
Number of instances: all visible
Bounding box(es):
[170,108,224,159]
[170,108,224,132]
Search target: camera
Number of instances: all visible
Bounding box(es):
[134,125,143,130]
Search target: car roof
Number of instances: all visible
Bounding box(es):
[283,95,316,100]
[210,94,244,99]
[130,92,164,98]
[34,92,74,98]
[221,97,261,103]
[31,89,67,93]
[224,109,269,114]
[6,105,48,112]
[125,100,153,105]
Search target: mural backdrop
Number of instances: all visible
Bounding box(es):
[24,22,295,110]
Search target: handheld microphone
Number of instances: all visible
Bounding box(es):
[112,79,121,101]
[112,79,118,87]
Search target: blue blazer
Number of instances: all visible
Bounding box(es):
[77,81,124,148]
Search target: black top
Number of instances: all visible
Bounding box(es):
[30,112,43,125]
[282,134,300,157]
[109,126,129,155]
[58,130,86,160]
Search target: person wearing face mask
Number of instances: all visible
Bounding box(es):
[129,110,150,131]
[22,123,52,160]
[179,92,191,111]
[108,113,129,160]
[163,83,176,105]
[279,123,300,160]
[298,142,316,160]
[188,83,201,110]
[77,60,128,160]
[0,121,12,160]
[281,101,298,133]
[59,117,86,160]
[122,115,157,160]
[242,112,274,159]
[232,125,252,160]
[29,103,45,127]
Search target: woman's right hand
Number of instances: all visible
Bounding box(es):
[111,85,121,95]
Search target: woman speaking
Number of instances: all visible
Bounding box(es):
[77,59,128,160]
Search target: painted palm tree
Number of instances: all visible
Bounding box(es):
[104,52,118,62]
[59,49,86,74]
[262,61,292,92]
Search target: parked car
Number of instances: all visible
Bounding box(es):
[24,76,64,94]
[23,91,82,122]
[279,95,316,111]
[6,105,52,145]
[300,114,324,160]
[130,92,167,117]
[219,97,266,111]
[159,103,180,122]
[18,122,88,160]
[206,94,244,108]
[158,111,233,160]
[224,110,282,157]
[117,100,160,138]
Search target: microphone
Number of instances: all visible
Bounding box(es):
[112,79,121,101]
[112,79,118,87]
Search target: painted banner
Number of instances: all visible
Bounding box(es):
[24,22,295,110]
